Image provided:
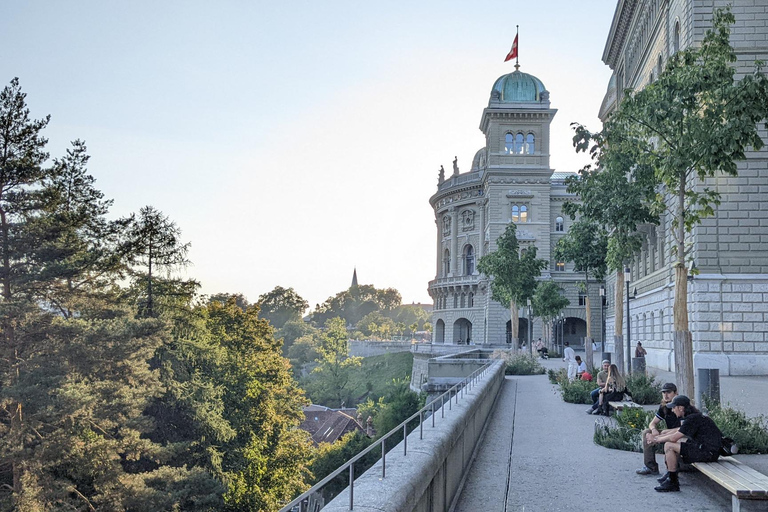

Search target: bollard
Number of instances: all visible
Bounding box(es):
[697,368,720,410]
[632,357,646,374]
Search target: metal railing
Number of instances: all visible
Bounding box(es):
[279,361,498,512]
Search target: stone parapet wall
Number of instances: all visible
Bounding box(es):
[348,340,413,358]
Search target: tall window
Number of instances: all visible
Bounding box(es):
[555,261,565,272]
[468,292,474,307]
[515,133,524,154]
[673,21,680,54]
[463,245,475,275]
[520,205,528,222]
[443,249,450,277]
[505,133,514,154]
[460,293,466,308]
[453,294,458,308]
[578,292,587,306]
[555,216,564,232]
[525,133,535,154]
[512,205,519,222]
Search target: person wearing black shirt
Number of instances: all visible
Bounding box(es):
[636,382,681,475]
[647,395,723,492]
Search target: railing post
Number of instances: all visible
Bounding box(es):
[382,438,386,478]
[349,463,354,510]
[431,402,435,427]
[449,390,452,410]
[403,424,407,455]
[441,394,445,418]
[420,410,423,439]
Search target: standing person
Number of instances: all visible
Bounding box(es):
[563,341,576,380]
[647,395,723,492]
[586,360,610,414]
[636,383,681,475]
[635,342,647,358]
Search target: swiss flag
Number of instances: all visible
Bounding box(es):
[504,35,518,62]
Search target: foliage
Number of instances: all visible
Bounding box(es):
[305,318,362,407]
[593,408,656,452]
[499,354,546,375]
[257,286,309,329]
[705,399,768,455]
[208,292,249,311]
[548,368,566,384]
[345,352,414,404]
[276,319,318,355]
[557,378,595,404]
[308,431,375,502]
[312,285,401,327]
[355,310,397,339]
[626,373,662,405]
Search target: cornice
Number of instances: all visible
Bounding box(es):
[603,0,638,69]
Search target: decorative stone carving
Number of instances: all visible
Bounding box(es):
[442,215,451,236]
[461,210,475,231]
[506,189,534,197]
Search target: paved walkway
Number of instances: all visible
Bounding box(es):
[454,356,768,512]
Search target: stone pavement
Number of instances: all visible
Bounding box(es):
[454,355,768,512]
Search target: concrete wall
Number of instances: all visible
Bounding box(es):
[348,340,413,358]
[322,360,506,512]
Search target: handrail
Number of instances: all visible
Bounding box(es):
[279,361,497,512]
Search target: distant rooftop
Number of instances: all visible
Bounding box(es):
[551,171,577,182]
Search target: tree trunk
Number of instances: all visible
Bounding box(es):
[510,300,519,353]
[614,268,625,375]
[585,337,593,369]
[674,263,694,398]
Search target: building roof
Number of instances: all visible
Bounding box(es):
[299,406,367,445]
[490,70,548,103]
[550,171,577,182]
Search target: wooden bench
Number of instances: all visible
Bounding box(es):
[692,456,768,511]
[608,400,641,411]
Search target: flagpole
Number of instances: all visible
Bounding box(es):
[515,25,519,71]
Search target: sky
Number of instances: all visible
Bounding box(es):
[1,1,618,311]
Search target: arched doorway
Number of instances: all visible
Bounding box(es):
[564,317,587,347]
[453,318,472,344]
[435,319,445,344]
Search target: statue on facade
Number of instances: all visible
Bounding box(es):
[453,156,459,175]
[438,164,445,184]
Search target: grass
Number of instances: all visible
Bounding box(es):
[346,352,414,403]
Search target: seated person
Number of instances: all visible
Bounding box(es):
[535,338,548,358]
[575,356,588,379]
[587,360,610,414]
[647,395,723,492]
[636,383,681,475]
[596,364,628,416]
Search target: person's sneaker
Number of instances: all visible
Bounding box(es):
[586,408,595,414]
[654,479,680,492]
[636,466,659,475]
[657,472,670,483]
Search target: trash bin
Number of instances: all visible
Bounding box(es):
[697,368,720,408]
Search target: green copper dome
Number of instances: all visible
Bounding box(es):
[490,70,548,102]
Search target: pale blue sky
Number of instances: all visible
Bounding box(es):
[2,1,617,310]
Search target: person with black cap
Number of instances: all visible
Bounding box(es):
[646,395,723,492]
[636,383,681,475]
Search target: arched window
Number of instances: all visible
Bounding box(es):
[505,133,514,154]
[463,245,475,275]
[520,205,528,222]
[555,216,564,232]
[443,249,450,277]
[515,133,524,154]
[673,21,680,54]
[657,54,663,78]
[525,133,535,154]
[512,205,520,222]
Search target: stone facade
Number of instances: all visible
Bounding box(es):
[428,71,603,348]
[600,0,768,375]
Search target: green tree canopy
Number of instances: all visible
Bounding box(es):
[257,285,309,329]
[312,284,402,327]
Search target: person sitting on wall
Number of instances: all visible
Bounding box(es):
[648,395,723,492]
[596,364,628,415]
[586,360,610,414]
[636,383,681,476]
[575,356,588,379]
[635,342,647,358]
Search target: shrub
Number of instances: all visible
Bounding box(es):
[593,408,656,452]
[705,399,768,454]
[547,368,565,384]
[504,354,546,375]
[559,378,595,404]
[626,373,662,405]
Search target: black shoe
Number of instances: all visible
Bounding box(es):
[654,479,680,492]
[636,466,659,475]
[657,472,669,484]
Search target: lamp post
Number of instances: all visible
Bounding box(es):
[559,313,564,354]
[624,267,632,376]
[527,298,533,356]
[599,285,606,354]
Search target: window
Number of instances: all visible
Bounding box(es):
[578,292,587,306]
[673,21,680,54]
[520,205,527,222]
[515,133,524,154]
[555,216,564,232]
[555,261,565,272]
[512,205,519,222]
[453,294,458,308]
[657,54,663,78]
[505,133,514,154]
[460,293,466,308]
[525,133,535,154]
[468,292,474,307]
[443,249,450,277]
[463,245,475,275]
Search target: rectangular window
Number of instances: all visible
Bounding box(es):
[578,293,586,306]
[555,261,565,272]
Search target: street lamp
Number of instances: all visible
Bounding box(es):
[599,285,606,354]
[527,298,533,356]
[624,266,632,376]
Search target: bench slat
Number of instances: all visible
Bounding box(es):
[694,457,768,498]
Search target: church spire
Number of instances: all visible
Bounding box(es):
[351,267,358,288]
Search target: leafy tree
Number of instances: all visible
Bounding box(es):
[257,286,309,329]
[122,205,195,318]
[532,281,570,348]
[308,431,374,502]
[287,333,321,369]
[276,318,318,356]
[477,223,546,346]
[574,7,768,396]
[308,318,361,407]
[312,285,402,327]
[209,292,249,312]
[355,311,396,340]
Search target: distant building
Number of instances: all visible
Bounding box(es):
[599,0,768,375]
[299,405,368,445]
[428,69,599,346]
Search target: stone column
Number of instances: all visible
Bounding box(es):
[477,199,486,258]
[436,218,441,277]
[450,207,458,276]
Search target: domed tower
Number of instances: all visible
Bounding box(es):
[428,69,558,346]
